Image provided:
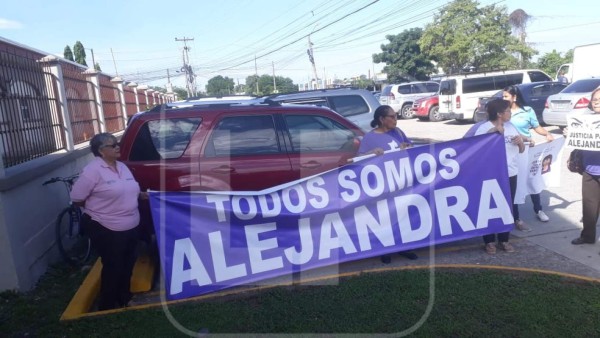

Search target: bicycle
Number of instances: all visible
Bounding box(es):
[43,175,92,266]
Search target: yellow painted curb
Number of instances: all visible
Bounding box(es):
[60,259,102,321]
[130,253,155,293]
[60,253,155,321]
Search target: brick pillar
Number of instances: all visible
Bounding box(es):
[84,69,106,133]
[137,85,148,109]
[39,55,75,150]
[111,76,128,128]
[128,82,140,112]
[146,89,155,107]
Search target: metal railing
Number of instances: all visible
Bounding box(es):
[0,38,174,169]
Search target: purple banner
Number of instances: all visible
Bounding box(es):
[149,133,513,300]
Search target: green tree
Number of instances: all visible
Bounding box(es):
[172,86,188,100]
[206,75,235,96]
[373,28,435,83]
[245,74,297,95]
[350,75,374,90]
[419,0,536,74]
[94,62,101,72]
[245,75,260,95]
[535,49,573,77]
[63,45,74,61]
[73,41,87,66]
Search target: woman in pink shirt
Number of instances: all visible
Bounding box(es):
[70,133,146,310]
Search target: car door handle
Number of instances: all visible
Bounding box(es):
[213,166,235,173]
[300,161,321,169]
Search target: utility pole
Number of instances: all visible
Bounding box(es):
[90,49,96,69]
[175,37,195,97]
[254,55,259,94]
[307,34,319,90]
[166,69,173,93]
[110,48,118,76]
[272,61,277,93]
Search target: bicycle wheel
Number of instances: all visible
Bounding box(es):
[55,206,91,266]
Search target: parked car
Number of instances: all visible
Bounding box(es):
[439,69,552,122]
[264,88,380,132]
[543,78,600,129]
[412,95,442,122]
[473,81,568,123]
[542,78,600,128]
[119,101,365,234]
[379,81,439,119]
[372,91,381,100]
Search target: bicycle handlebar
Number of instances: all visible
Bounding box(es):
[42,175,79,186]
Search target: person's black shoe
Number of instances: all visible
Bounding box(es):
[571,237,595,245]
[398,251,418,260]
[380,254,391,264]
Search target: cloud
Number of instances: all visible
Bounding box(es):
[0,18,23,29]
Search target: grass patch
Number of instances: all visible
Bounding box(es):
[2,265,600,337]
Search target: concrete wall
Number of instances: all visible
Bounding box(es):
[0,147,93,291]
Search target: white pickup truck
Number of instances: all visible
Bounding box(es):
[556,43,600,83]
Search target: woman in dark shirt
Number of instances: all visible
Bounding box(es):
[572,88,600,246]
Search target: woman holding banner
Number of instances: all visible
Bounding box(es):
[504,85,554,229]
[572,88,600,246]
[70,133,148,310]
[357,105,417,264]
[474,99,525,254]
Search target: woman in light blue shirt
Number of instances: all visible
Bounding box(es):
[504,85,554,230]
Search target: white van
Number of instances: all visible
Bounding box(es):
[438,69,552,122]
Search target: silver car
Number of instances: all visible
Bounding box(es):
[542,78,600,128]
[379,81,439,119]
[265,88,380,132]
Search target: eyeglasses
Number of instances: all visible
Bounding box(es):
[101,143,120,149]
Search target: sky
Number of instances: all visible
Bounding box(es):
[1,0,598,91]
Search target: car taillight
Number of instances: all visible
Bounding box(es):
[456,95,461,109]
[574,97,590,109]
[390,93,395,100]
[545,99,548,109]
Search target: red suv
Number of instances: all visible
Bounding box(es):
[412,95,442,122]
[119,102,364,232]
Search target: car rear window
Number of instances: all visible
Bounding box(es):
[382,86,392,95]
[205,115,280,157]
[561,79,600,93]
[129,118,201,161]
[329,95,369,117]
[440,79,456,95]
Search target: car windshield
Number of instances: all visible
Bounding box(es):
[561,79,600,93]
